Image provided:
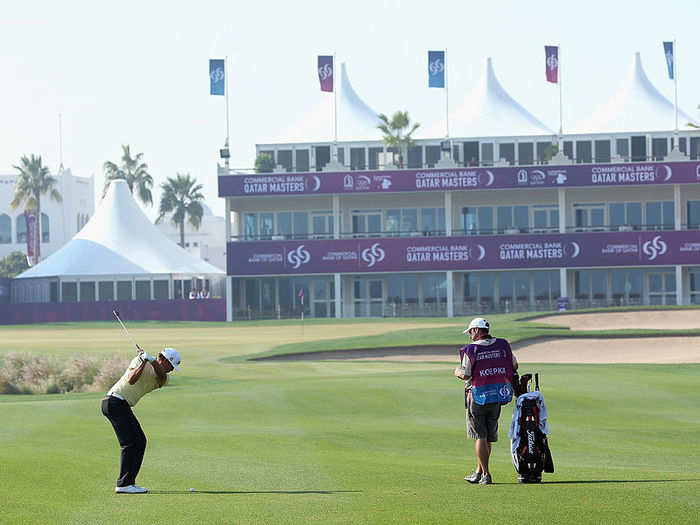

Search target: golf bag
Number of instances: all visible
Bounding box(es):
[509,373,554,483]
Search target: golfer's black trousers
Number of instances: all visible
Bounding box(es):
[101,396,147,487]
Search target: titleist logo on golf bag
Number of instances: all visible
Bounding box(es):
[527,430,536,453]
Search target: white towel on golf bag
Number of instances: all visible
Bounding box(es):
[508,391,550,457]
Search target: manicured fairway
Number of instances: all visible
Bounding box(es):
[1,316,698,524]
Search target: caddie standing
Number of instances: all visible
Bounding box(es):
[454,318,517,485]
[101,347,181,494]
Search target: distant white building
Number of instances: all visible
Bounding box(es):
[0,168,94,263]
[154,202,226,271]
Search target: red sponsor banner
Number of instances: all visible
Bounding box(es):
[24,210,37,260]
[545,45,558,83]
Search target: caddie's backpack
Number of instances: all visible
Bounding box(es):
[511,373,554,484]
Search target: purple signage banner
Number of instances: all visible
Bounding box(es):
[227,231,700,276]
[219,161,700,198]
[0,298,226,325]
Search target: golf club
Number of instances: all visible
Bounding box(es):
[112,309,142,354]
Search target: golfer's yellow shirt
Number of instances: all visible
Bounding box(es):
[109,356,167,407]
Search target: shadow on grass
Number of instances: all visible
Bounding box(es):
[533,479,700,485]
[148,489,362,495]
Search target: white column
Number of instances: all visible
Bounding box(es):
[673,184,681,230]
[676,266,683,306]
[168,275,174,300]
[76,279,80,302]
[150,277,154,300]
[444,192,453,236]
[558,188,567,233]
[333,195,340,239]
[446,271,454,318]
[58,277,62,302]
[226,276,233,322]
[559,268,568,301]
[334,273,342,318]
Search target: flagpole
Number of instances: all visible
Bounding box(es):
[558,43,563,151]
[673,39,679,145]
[445,48,449,139]
[225,56,231,169]
[333,53,338,162]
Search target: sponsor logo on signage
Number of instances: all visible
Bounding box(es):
[415,171,478,189]
[210,67,224,83]
[318,63,333,81]
[564,241,580,258]
[470,244,486,261]
[696,164,700,179]
[287,245,311,269]
[499,241,567,261]
[547,54,558,71]
[380,178,392,190]
[344,175,353,189]
[555,173,567,184]
[429,57,444,75]
[355,175,372,191]
[499,384,511,397]
[642,235,667,261]
[306,175,321,192]
[655,165,673,182]
[517,169,528,185]
[361,243,385,267]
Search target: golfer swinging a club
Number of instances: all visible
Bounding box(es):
[101,347,181,494]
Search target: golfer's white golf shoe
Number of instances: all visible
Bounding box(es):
[115,485,148,494]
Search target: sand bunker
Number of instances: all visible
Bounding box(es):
[263,310,700,364]
[531,310,700,331]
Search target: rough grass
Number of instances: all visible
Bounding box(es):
[0,311,698,524]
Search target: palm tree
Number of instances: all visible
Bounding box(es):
[156,173,205,248]
[10,155,62,265]
[103,145,153,205]
[377,111,420,168]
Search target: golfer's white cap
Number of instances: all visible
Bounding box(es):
[463,317,490,333]
[161,347,181,371]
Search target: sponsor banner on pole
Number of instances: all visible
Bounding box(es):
[545,46,558,83]
[24,210,36,258]
[317,55,334,92]
[428,50,445,88]
[663,41,674,79]
[227,231,700,276]
[209,59,225,95]
[219,161,700,197]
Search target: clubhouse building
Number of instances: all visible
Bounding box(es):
[218,55,700,320]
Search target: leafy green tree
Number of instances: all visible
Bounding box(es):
[0,251,30,277]
[377,111,420,168]
[10,155,62,264]
[103,145,153,205]
[255,153,275,173]
[156,173,205,248]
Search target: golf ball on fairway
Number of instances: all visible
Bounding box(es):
[189,488,195,492]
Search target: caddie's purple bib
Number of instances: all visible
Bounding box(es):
[466,338,514,405]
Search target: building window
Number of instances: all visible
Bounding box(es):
[461,206,493,235]
[518,143,534,165]
[499,143,515,165]
[533,205,559,232]
[312,211,334,239]
[594,140,611,163]
[497,205,529,233]
[688,201,700,229]
[574,204,605,231]
[576,141,592,163]
[0,214,10,244]
[16,215,26,243]
[616,138,629,160]
[41,213,49,242]
[352,210,381,237]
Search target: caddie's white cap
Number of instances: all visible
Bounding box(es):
[463,317,490,334]
[161,347,181,371]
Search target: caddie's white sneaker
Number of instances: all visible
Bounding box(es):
[115,485,148,494]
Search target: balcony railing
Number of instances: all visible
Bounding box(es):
[231,223,690,242]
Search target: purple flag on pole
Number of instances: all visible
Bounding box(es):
[545,46,558,83]
[317,56,333,92]
[663,41,674,79]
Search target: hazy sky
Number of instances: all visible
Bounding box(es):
[2,0,699,217]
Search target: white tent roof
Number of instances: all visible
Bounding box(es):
[262,63,381,144]
[571,52,699,134]
[17,180,223,279]
[420,57,554,139]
